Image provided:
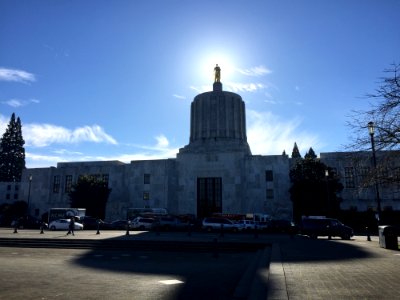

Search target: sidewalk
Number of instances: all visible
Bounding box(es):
[1,229,399,299]
[267,235,400,299]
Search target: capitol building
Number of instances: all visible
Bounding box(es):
[1,67,399,222]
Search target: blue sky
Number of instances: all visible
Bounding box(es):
[1,1,399,168]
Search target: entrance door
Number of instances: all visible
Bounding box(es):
[197,177,222,218]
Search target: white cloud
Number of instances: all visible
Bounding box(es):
[0,68,36,83]
[25,152,64,168]
[2,99,24,107]
[227,82,266,93]
[155,134,169,148]
[0,115,8,133]
[2,98,40,107]
[98,147,179,163]
[236,65,272,77]
[173,94,186,100]
[247,110,322,156]
[190,82,266,94]
[22,123,117,147]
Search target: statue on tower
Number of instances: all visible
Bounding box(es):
[214,64,221,83]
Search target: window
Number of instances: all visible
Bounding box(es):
[143,192,150,200]
[266,188,274,199]
[7,185,11,191]
[344,167,355,188]
[53,175,61,193]
[13,193,18,200]
[144,174,150,184]
[15,185,19,191]
[65,175,72,193]
[265,170,273,182]
[6,194,10,200]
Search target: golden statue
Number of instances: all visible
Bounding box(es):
[214,64,221,82]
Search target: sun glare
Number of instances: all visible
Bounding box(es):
[198,51,237,83]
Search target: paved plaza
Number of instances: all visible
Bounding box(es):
[0,228,399,299]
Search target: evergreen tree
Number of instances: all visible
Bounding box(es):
[304,147,317,160]
[289,157,343,222]
[0,113,26,182]
[291,142,302,159]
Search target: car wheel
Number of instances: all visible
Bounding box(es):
[50,225,56,231]
[206,227,212,232]
[341,234,351,240]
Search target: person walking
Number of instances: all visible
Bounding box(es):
[67,216,75,236]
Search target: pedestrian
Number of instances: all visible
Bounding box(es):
[67,216,75,236]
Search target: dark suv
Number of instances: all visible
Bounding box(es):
[300,217,353,240]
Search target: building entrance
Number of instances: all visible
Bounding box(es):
[197,177,222,218]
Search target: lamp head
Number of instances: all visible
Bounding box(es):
[368,122,375,136]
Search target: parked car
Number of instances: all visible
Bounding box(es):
[268,219,297,234]
[130,217,155,230]
[110,219,131,230]
[202,217,240,232]
[49,219,84,231]
[300,217,353,240]
[235,220,257,231]
[154,216,192,231]
[80,216,112,230]
[11,215,48,230]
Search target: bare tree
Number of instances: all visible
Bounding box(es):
[347,63,400,186]
[348,63,400,151]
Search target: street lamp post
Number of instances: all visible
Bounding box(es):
[367,122,382,223]
[325,170,330,216]
[27,174,32,215]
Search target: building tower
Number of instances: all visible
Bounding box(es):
[179,65,251,155]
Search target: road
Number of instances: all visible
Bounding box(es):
[0,246,254,300]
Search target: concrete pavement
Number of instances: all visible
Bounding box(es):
[0,228,399,299]
[267,235,400,299]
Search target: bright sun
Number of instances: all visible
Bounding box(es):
[198,51,237,83]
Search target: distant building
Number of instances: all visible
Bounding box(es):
[1,73,399,221]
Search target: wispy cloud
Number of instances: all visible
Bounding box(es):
[26,134,179,167]
[22,123,117,147]
[173,94,186,100]
[0,68,36,83]
[0,115,8,133]
[236,65,272,77]
[247,110,323,156]
[155,134,169,148]
[227,82,266,93]
[190,82,266,94]
[2,98,40,108]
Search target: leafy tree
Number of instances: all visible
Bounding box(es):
[289,157,343,223]
[0,201,28,225]
[0,113,26,182]
[68,175,111,219]
[291,142,302,159]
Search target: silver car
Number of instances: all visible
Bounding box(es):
[49,219,84,231]
[202,217,239,232]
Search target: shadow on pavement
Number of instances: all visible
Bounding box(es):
[277,236,375,262]
[74,238,254,300]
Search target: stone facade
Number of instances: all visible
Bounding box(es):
[1,78,399,222]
